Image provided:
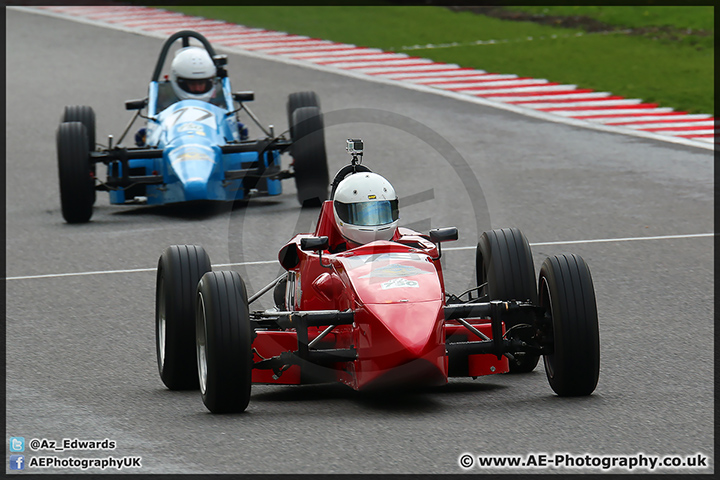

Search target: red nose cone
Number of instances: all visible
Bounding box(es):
[355,300,447,389]
[366,302,441,357]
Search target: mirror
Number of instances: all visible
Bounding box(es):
[125,98,148,111]
[429,227,458,243]
[300,236,329,252]
[232,91,255,103]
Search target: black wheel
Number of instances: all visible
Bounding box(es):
[196,271,253,413]
[290,106,329,207]
[287,91,320,141]
[539,254,599,396]
[57,122,95,223]
[62,105,96,151]
[476,227,539,373]
[273,276,287,310]
[155,245,212,390]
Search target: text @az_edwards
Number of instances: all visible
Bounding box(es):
[29,438,116,452]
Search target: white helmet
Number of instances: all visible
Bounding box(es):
[333,172,399,246]
[170,46,217,102]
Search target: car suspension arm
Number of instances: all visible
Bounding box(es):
[248,273,287,305]
[454,317,515,362]
[251,309,354,330]
[445,300,539,360]
[447,338,549,358]
[116,109,142,146]
[253,346,357,379]
[235,103,272,137]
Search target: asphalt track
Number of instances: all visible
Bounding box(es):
[5,8,714,475]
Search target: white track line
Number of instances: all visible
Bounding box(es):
[5,261,278,281]
[444,232,713,251]
[314,53,412,63]
[291,50,392,60]
[6,234,712,281]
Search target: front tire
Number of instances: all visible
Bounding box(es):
[476,227,539,372]
[290,106,329,207]
[156,245,212,390]
[196,271,253,413]
[539,254,600,396]
[57,122,95,223]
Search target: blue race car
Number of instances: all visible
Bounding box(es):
[56,30,329,223]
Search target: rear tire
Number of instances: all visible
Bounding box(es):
[156,245,212,390]
[196,271,253,413]
[476,227,539,373]
[57,122,95,223]
[287,91,320,141]
[539,254,599,396]
[290,106,329,207]
[62,105,96,151]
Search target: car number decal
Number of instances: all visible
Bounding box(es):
[170,144,214,163]
[381,278,420,290]
[360,264,430,278]
[167,106,216,129]
[177,123,206,136]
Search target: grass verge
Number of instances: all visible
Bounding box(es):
[158,6,714,115]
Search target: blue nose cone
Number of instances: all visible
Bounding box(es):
[183,176,211,201]
[169,155,217,201]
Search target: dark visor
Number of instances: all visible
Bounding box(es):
[334,200,399,226]
[177,77,213,94]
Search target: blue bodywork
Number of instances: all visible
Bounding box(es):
[108,76,281,205]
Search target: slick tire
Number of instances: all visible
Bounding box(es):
[290,106,329,207]
[57,122,95,223]
[156,245,212,390]
[539,254,600,396]
[287,91,320,141]
[476,227,539,373]
[62,105,96,151]
[196,271,253,413]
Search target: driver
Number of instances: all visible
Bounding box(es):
[135,45,248,146]
[273,170,399,309]
[170,46,218,103]
[332,171,399,247]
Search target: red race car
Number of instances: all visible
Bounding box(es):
[155,139,600,413]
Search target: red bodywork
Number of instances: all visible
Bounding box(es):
[251,201,508,389]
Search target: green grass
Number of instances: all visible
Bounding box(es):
[159,6,584,49]
[506,6,714,31]
[506,5,714,51]
[158,6,714,115]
